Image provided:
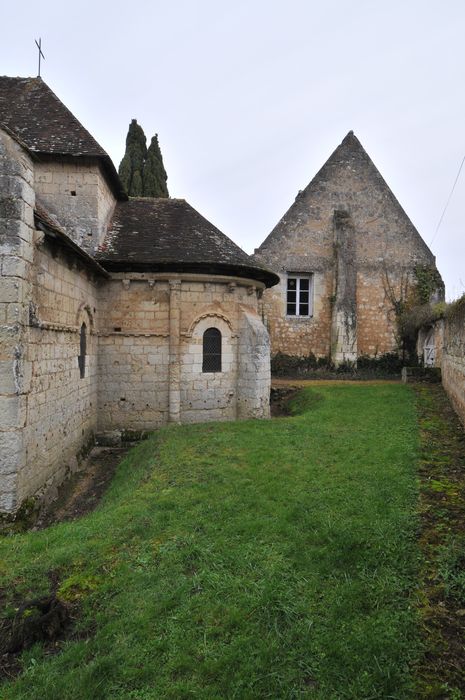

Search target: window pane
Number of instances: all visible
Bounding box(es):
[287,274,313,316]
[287,303,296,315]
[204,336,220,353]
[203,353,221,372]
[203,328,222,372]
[79,323,86,379]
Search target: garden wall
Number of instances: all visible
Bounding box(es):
[441,300,465,426]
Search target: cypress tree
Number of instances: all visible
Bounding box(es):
[118,153,131,195]
[118,119,147,196]
[143,134,169,197]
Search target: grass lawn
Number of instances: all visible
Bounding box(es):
[0,384,421,699]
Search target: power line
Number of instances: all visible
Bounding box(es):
[430,154,465,246]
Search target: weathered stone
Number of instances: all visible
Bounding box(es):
[441,303,465,427]
[0,102,274,514]
[0,431,23,475]
[254,131,442,363]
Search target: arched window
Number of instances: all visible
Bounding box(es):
[202,327,222,373]
[78,323,87,378]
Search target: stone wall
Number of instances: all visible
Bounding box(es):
[237,310,271,419]
[442,302,465,426]
[0,219,273,514]
[180,313,236,423]
[254,132,438,363]
[21,239,101,503]
[331,211,357,363]
[97,276,170,432]
[97,273,271,432]
[0,130,34,511]
[357,268,401,356]
[261,271,333,358]
[35,159,116,253]
[0,131,273,514]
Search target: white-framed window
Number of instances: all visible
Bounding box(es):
[286,274,313,317]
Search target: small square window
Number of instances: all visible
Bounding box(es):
[286,274,313,317]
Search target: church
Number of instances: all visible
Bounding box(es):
[0,77,278,514]
[0,77,442,516]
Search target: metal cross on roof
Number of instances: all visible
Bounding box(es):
[35,38,45,77]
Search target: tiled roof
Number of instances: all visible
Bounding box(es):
[34,200,108,277]
[0,76,126,199]
[0,76,106,156]
[97,198,279,287]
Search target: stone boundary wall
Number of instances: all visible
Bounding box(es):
[441,301,465,427]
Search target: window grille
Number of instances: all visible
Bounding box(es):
[287,275,312,316]
[202,327,222,372]
[78,323,86,378]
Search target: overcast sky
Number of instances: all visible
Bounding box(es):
[3,0,464,299]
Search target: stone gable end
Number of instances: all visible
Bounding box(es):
[254,131,441,362]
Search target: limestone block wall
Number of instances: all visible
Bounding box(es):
[357,268,399,356]
[254,133,438,361]
[180,314,236,423]
[97,273,269,430]
[178,278,264,423]
[237,310,271,419]
[331,211,357,363]
[21,241,100,503]
[0,130,34,512]
[261,270,333,358]
[97,277,170,432]
[35,159,116,253]
[442,302,465,426]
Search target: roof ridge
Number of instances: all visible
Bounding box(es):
[33,78,108,157]
[0,76,107,156]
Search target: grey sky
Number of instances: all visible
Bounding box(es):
[3,0,464,299]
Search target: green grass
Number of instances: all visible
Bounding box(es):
[0,384,420,699]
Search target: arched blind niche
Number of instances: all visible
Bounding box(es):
[202,327,222,373]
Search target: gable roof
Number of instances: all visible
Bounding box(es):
[255,130,435,263]
[0,76,126,199]
[96,198,279,287]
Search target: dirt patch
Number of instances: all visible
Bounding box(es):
[34,446,129,530]
[0,569,77,681]
[270,385,301,416]
[0,447,129,679]
[413,383,465,698]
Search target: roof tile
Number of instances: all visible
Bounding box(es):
[97,198,278,286]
